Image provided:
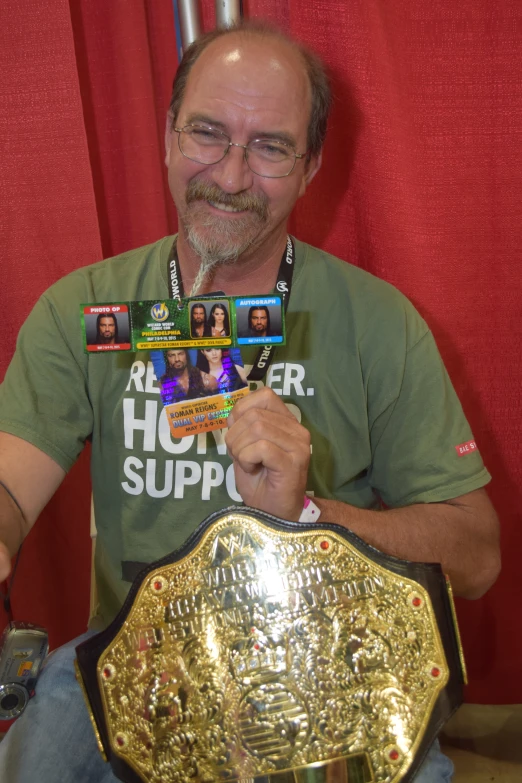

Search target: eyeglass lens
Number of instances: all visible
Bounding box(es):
[178,126,297,178]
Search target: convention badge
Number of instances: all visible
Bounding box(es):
[150,347,250,439]
[80,296,285,353]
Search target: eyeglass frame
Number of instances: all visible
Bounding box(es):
[173,123,308,178]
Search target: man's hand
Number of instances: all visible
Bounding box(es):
[225,387,310,521]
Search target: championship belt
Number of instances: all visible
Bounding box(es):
[75,506,466,783]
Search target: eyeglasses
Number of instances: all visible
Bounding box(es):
[174,123,307,178]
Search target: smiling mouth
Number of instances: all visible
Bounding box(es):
[208,201,245,213]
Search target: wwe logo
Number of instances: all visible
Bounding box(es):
[211,526,259,566]
[219,529,249,557]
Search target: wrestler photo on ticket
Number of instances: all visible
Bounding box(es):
[150,347,249,438]
[82,304,131,352]
[190,299,231,339]
[236,296,284,344]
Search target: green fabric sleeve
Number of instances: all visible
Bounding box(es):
[367,329,490,507]
[0,292,93,471]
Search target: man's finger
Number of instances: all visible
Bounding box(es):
[228,386,294,426]
[231,439,305,475]
[226,409,310,460]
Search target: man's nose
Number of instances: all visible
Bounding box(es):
[210,144,254,193]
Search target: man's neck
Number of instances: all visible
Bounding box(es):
[170,366,188,379]
[177,367,190,388]
[176,229,288,296]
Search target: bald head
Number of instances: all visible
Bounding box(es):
[178,33,310,155]
[169,22,331,158]
[189,33,310,119]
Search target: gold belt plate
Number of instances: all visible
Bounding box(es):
[85,511,450,783]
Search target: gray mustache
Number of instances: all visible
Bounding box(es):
[186,181,269,218]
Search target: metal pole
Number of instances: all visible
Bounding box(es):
[177,0,202,50]
[215,0,242,29]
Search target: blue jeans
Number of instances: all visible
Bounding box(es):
[0,632,454,782]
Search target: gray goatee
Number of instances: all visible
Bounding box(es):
[184,181,269,295]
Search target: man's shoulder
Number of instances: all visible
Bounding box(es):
[295,239,405,301]
[293,239,429,348]
[43,236,174,304]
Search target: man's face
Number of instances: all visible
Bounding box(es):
[165,34,321,264]
[166,350,187,372]
[192,306,205,324]
[250,309,268,334]
[98,317,116,343]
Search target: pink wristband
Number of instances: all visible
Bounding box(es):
[298,495,321,523]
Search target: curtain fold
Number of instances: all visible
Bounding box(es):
[1,0,520,703]
[0,0,100,644]
[69,0,179,258]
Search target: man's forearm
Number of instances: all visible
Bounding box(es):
[0,484,29,580]
[315,489,500,600]
[0,433,67,581]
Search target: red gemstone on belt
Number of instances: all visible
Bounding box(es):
[431,667,441,678]
[320,540,330,550]
[389,749,399,761]
[412,596,422,607]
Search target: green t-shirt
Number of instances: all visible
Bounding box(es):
[0,237,490,626]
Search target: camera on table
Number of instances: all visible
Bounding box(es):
[0,621,49,720]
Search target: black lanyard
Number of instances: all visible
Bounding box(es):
[166,237,295,382]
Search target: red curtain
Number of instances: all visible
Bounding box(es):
[1,0,521,704]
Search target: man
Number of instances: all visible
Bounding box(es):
[95,313,117,344]
[240,305,274,338]
[160,348,217,402]
[0,20,500,783]
[189,302,210,337]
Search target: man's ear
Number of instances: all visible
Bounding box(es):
[305,150,322,185]
[298,150,322,197]
[164,113,175,166]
